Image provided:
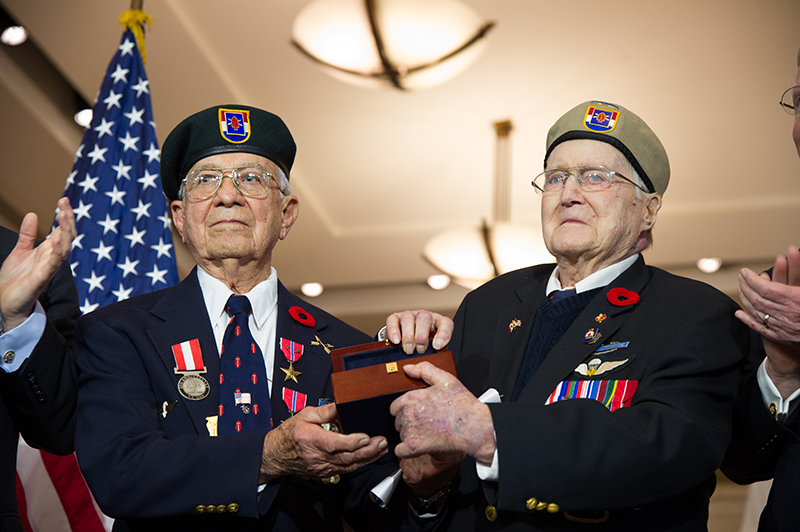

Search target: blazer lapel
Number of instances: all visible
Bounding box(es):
[271,283,333,425]
[520,256,652,404]
[487,271,550,400]
[146,269,220,435]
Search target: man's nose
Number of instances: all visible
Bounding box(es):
[216,175,243,200]
[559,174,585,203]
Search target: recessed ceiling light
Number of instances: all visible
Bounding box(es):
[74,109,93,127]
[301,282,324,297]
[427,274,451,290]
[696,257,722,273]
[1,25,28,46]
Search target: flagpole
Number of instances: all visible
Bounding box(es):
[131,0,143,9]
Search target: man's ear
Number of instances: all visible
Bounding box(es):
[643,195,661,230]
[279,195,299,241]
[171,201,186,244]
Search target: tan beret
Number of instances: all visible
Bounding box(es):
[544,100,670,196]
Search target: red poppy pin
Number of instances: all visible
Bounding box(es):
[606,288,640,307]
[289,306,316,327]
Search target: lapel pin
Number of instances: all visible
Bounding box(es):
[508,319,522,333]
[595,313,607,323]
[583,328,602,344]
[311,334,334,354]
[289,305,316,327]
[160,400,177,418]
[606,287,640,307]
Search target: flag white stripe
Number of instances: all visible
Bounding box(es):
[16,439,71,532]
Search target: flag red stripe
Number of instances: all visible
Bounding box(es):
[15,473,34,532]
[39,452,106,532]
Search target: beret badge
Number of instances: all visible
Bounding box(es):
[219,108,251,144]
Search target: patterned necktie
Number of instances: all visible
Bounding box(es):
[218,295,272,435]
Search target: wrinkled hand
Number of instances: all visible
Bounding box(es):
[259,403,388,483]
[0,198,75,332]
[390,362,495,463]
[735,246,800,398]
[385,310,454,355]
[400,453,463,497]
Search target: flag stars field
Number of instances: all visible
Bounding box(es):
[55,30,178,313]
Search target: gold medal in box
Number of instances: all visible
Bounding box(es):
[329,339,455,447]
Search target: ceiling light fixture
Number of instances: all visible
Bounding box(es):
[74,109,93,128]
[696,257,722,274]
[423,120,553,289]
[1,25,27,46]
[301,282,324,297]
[291,0,494,90]
[426,274,451,290]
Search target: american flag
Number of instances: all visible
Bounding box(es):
[61,29,178,310]
[15,27,178,531]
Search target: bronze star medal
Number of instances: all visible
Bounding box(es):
[281,361,302,383]
[280,338,304,384]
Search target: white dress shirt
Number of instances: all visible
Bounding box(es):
[196,266,279,398]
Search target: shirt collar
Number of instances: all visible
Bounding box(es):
[197,266,278,329]
[546,254,639,297]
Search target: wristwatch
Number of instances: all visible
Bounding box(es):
[409,481,451,512]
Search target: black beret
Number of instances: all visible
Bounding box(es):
[160,104,296,202]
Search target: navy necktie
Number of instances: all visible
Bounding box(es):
[549,288,576,304]
[218,295,272,435]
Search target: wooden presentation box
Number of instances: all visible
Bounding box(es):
[330,340,456,445]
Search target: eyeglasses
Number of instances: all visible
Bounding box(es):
[531,166,649,196]
[182,165,275,200]
[780,86,800,116]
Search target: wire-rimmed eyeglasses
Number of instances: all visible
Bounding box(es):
[531,166,649,196]
[780,85,800,116]
[182,165,276,200]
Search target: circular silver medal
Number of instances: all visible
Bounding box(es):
[177,374,210,400]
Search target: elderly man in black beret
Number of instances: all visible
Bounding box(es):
[74,105,394,531]
[385,101,749,531]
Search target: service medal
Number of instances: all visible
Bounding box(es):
[172,338,210,401]
[177,373,210,400]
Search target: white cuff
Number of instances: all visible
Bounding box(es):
[757,359,800,419]
[475,388,501,481]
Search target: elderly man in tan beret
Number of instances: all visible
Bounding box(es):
[385,101,749,531]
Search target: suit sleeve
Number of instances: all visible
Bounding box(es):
[454,282,749,513]
[0,257,79,455]
[74,311,267,520]
[721,358,800,484]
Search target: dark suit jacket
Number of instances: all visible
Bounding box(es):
[432,256,748,531]
[75,268,398,532]
[721,319,800,531]
[0,226,79,532]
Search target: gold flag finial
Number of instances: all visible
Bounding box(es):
[119,7,153,65]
